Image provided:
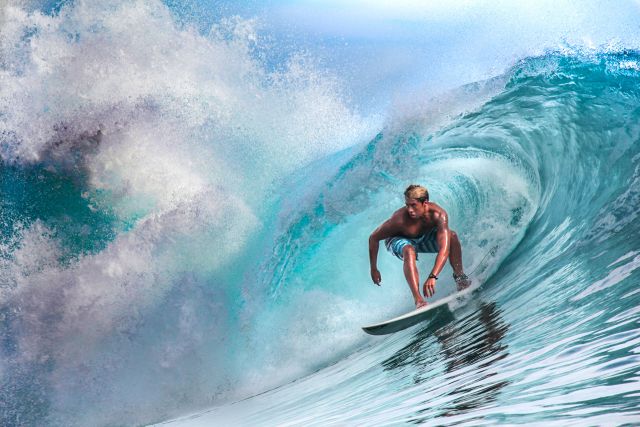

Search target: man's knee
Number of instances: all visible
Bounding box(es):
[402,245,416,260]
[450,230,459,242]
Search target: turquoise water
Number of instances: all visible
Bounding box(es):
[1,1,640,426]
[160,53,640,426]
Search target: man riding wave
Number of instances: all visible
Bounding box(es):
[368,184,471,309]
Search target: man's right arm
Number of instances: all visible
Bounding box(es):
[368,218,398,285]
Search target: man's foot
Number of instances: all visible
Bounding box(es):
[453,273,471,291]
[415,300,428,310]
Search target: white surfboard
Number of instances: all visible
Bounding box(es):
[362,285,477,335]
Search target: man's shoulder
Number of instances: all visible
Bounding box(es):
[429,203,449,223]
[390,207,408,221]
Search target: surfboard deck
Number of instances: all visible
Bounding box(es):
[362,285,476,335]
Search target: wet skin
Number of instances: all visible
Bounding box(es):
[369,197,468,309]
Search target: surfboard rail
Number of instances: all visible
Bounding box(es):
[362,285,477,335]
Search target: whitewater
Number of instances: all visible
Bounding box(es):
[1,1,639,426]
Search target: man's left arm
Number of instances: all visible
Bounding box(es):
[423,212,451,298]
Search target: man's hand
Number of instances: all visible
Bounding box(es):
[423,277,436,298]
[371,268,382,286]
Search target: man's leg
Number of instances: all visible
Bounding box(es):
[448,230,471,289]
[448,230,464,276]
[402,245,427,308]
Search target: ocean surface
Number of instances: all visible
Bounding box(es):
[1,1,640,426]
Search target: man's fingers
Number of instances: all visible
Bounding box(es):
[423,283,435,297]
[371,270,382,286]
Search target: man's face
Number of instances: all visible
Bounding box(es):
[405,197,426,219]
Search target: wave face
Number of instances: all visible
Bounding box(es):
[2,1,640,426]
[163,52,640,425]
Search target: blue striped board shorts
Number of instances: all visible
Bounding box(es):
[385,228,439,261]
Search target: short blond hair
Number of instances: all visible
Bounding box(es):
[404,184,429,202]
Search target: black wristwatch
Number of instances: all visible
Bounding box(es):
[428,274,438,280]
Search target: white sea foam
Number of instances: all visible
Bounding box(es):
[0,0,375,424]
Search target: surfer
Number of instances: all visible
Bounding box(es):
[368,184,471,309]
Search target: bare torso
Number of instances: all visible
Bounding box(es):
[388,202,447,239]
[368,197,469,308]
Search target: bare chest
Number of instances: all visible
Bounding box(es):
[400,220,437,239]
